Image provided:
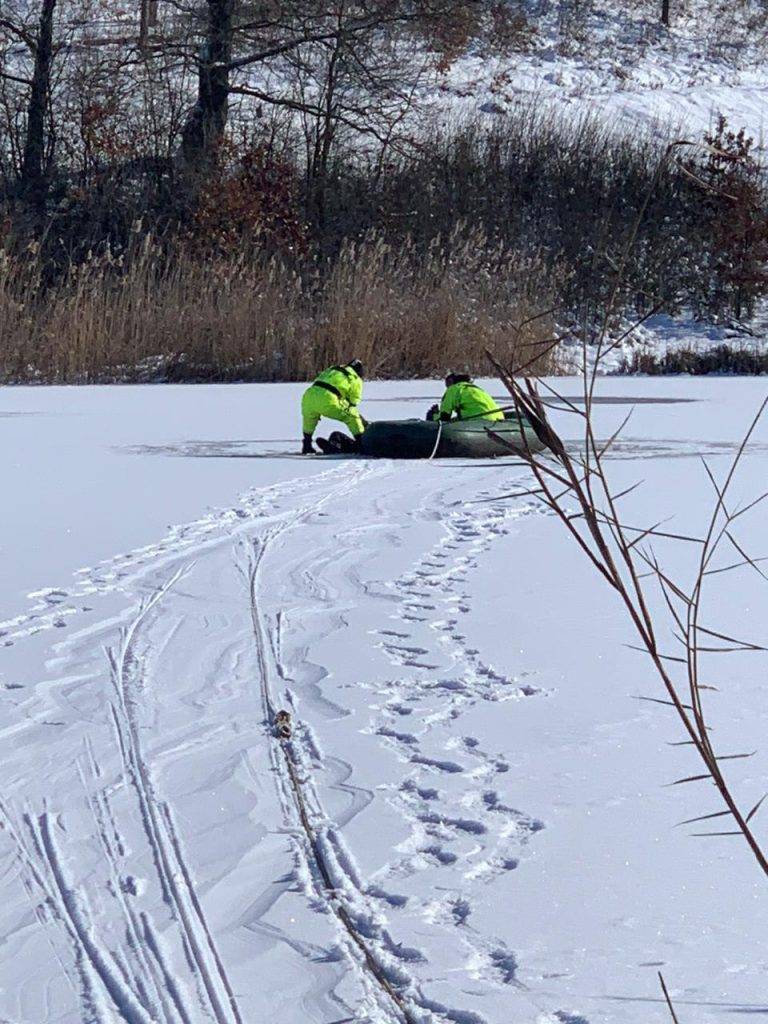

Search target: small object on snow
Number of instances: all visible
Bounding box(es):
[274,709,292,739]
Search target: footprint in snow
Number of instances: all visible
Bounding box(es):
[384,643,430,657]
[489,948,519,985]
[367,885,409,909]
[451,897,472,925]
[386,702,414,717]
[421,845,458,866]
[377,726,418,746]
[418,812,487,836]
[400,780,440,802]
[410,754,464,774]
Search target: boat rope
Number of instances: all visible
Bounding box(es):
[427,420,443,461]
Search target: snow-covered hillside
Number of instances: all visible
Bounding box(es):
[435,0,768,141]
[1,379,767,1023]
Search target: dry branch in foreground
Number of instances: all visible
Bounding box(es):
[488,349,768,881]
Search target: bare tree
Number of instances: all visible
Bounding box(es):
[139,0,159,48]
[179,0,234,175]
[4,0,58,210]
[176,1,489,183]
[287,6,433,227]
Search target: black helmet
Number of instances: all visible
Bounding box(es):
[445,371,471,387]
[348,359,364,377]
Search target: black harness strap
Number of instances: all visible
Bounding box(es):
[312,379,343,399]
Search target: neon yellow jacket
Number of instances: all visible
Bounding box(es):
[314,365,363,407]
[439,381,504,422]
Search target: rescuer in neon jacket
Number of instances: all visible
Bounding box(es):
[301,360,366,454]
[428,373,505,423]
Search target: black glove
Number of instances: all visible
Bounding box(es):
[426,404,440,422]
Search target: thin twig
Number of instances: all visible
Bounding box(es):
[659,972,681,1023]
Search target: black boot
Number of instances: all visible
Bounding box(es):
[317,432,357,455]
[331,432,359,454]
[302,433,315,455]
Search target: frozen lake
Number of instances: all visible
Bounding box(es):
[1,377,767,1024]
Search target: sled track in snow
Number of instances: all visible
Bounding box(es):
[106,568,245,1024]
[0,462,387,1024]
[269,470,576,1024]
[0,791,187,1024]
[78,736,198,1024]
[1,570,243,1024]
[0,460,348,650]
[0,800,133,1024]
[245,462,426,1024]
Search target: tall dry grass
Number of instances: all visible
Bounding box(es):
[0,230,558,384]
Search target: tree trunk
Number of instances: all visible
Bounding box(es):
[310,38,342,232]
[139,0,159,47]
[20,0,57,210]
[661,0,670,26]
[179,0,234,177]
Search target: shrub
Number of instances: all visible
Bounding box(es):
[681,117,768,320]
[618,344,768,375]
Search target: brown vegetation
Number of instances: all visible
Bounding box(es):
[0,229,557,383]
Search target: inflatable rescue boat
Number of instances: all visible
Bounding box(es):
[358,417,544,459]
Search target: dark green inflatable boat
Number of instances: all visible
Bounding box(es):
[359,417,544,459]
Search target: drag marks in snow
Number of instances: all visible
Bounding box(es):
[0,462,572,1024]
[243,469,444,1024]
[0,463,363,652]
[0,465,378,1024]
[105,573,244,1024]
[245,465,538,1024]
[0,802,158,1024]
[266,470,558,1021]
[0,669,231,1024]
[1,572,246,1024]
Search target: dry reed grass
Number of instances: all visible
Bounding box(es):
[0,230,558,383]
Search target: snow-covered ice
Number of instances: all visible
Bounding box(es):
[1,378,767,1023]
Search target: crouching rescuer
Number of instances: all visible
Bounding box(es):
[301,360,366,454]
[427,373,505,424]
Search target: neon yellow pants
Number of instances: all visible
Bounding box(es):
[301,384,365,437]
